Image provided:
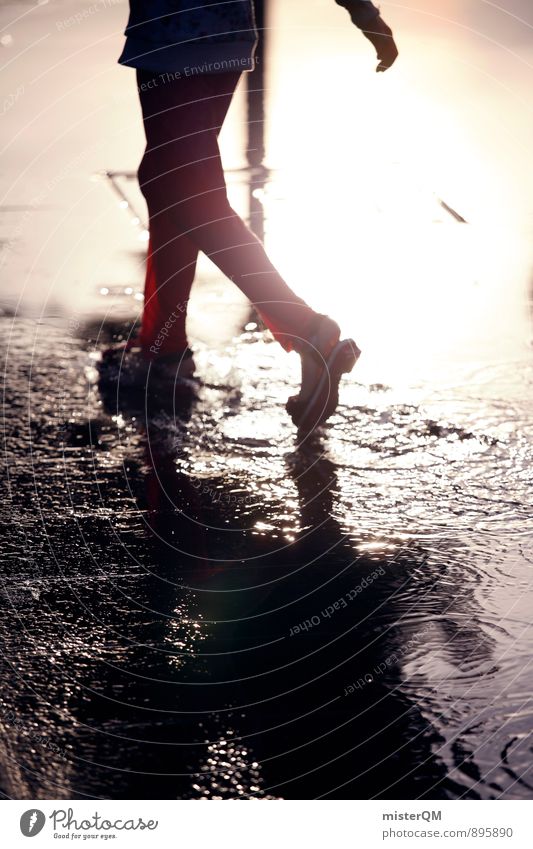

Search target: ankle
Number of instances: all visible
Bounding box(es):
[295,314,340,360]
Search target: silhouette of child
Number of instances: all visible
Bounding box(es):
[112,1,398,432]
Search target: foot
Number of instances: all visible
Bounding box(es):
[287,315,360,434]
[98,338,147,388]
[98,342,195,388]
[297,314,341,404]
[149,348,196,383]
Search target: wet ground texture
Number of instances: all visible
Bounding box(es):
[1,299,532,799]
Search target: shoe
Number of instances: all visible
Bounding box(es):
[98,341,195,389]
[149,348,196,383]
[146,349,197,411]
[287,315,360,434]
[98,338,147,388]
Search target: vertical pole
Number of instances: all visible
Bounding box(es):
[246,0,268,243]
[246,0,266,170]
[242,1,268,332]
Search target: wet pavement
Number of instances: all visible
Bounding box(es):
[1,301,532,799]
[1,0,533,800]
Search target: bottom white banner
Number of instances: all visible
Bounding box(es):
[2,799,531,848]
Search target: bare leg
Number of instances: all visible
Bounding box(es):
[136,69,317,354]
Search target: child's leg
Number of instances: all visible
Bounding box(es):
[139,229,197,358]
[140,68,251,358]
[138,71,249,359]
[137,70,318,353]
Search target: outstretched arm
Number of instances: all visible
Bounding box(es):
[335,1,399,72]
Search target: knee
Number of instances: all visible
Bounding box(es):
[137,155,151,201]
[137,148,168,202]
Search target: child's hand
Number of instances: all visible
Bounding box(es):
[362,15,399,72]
